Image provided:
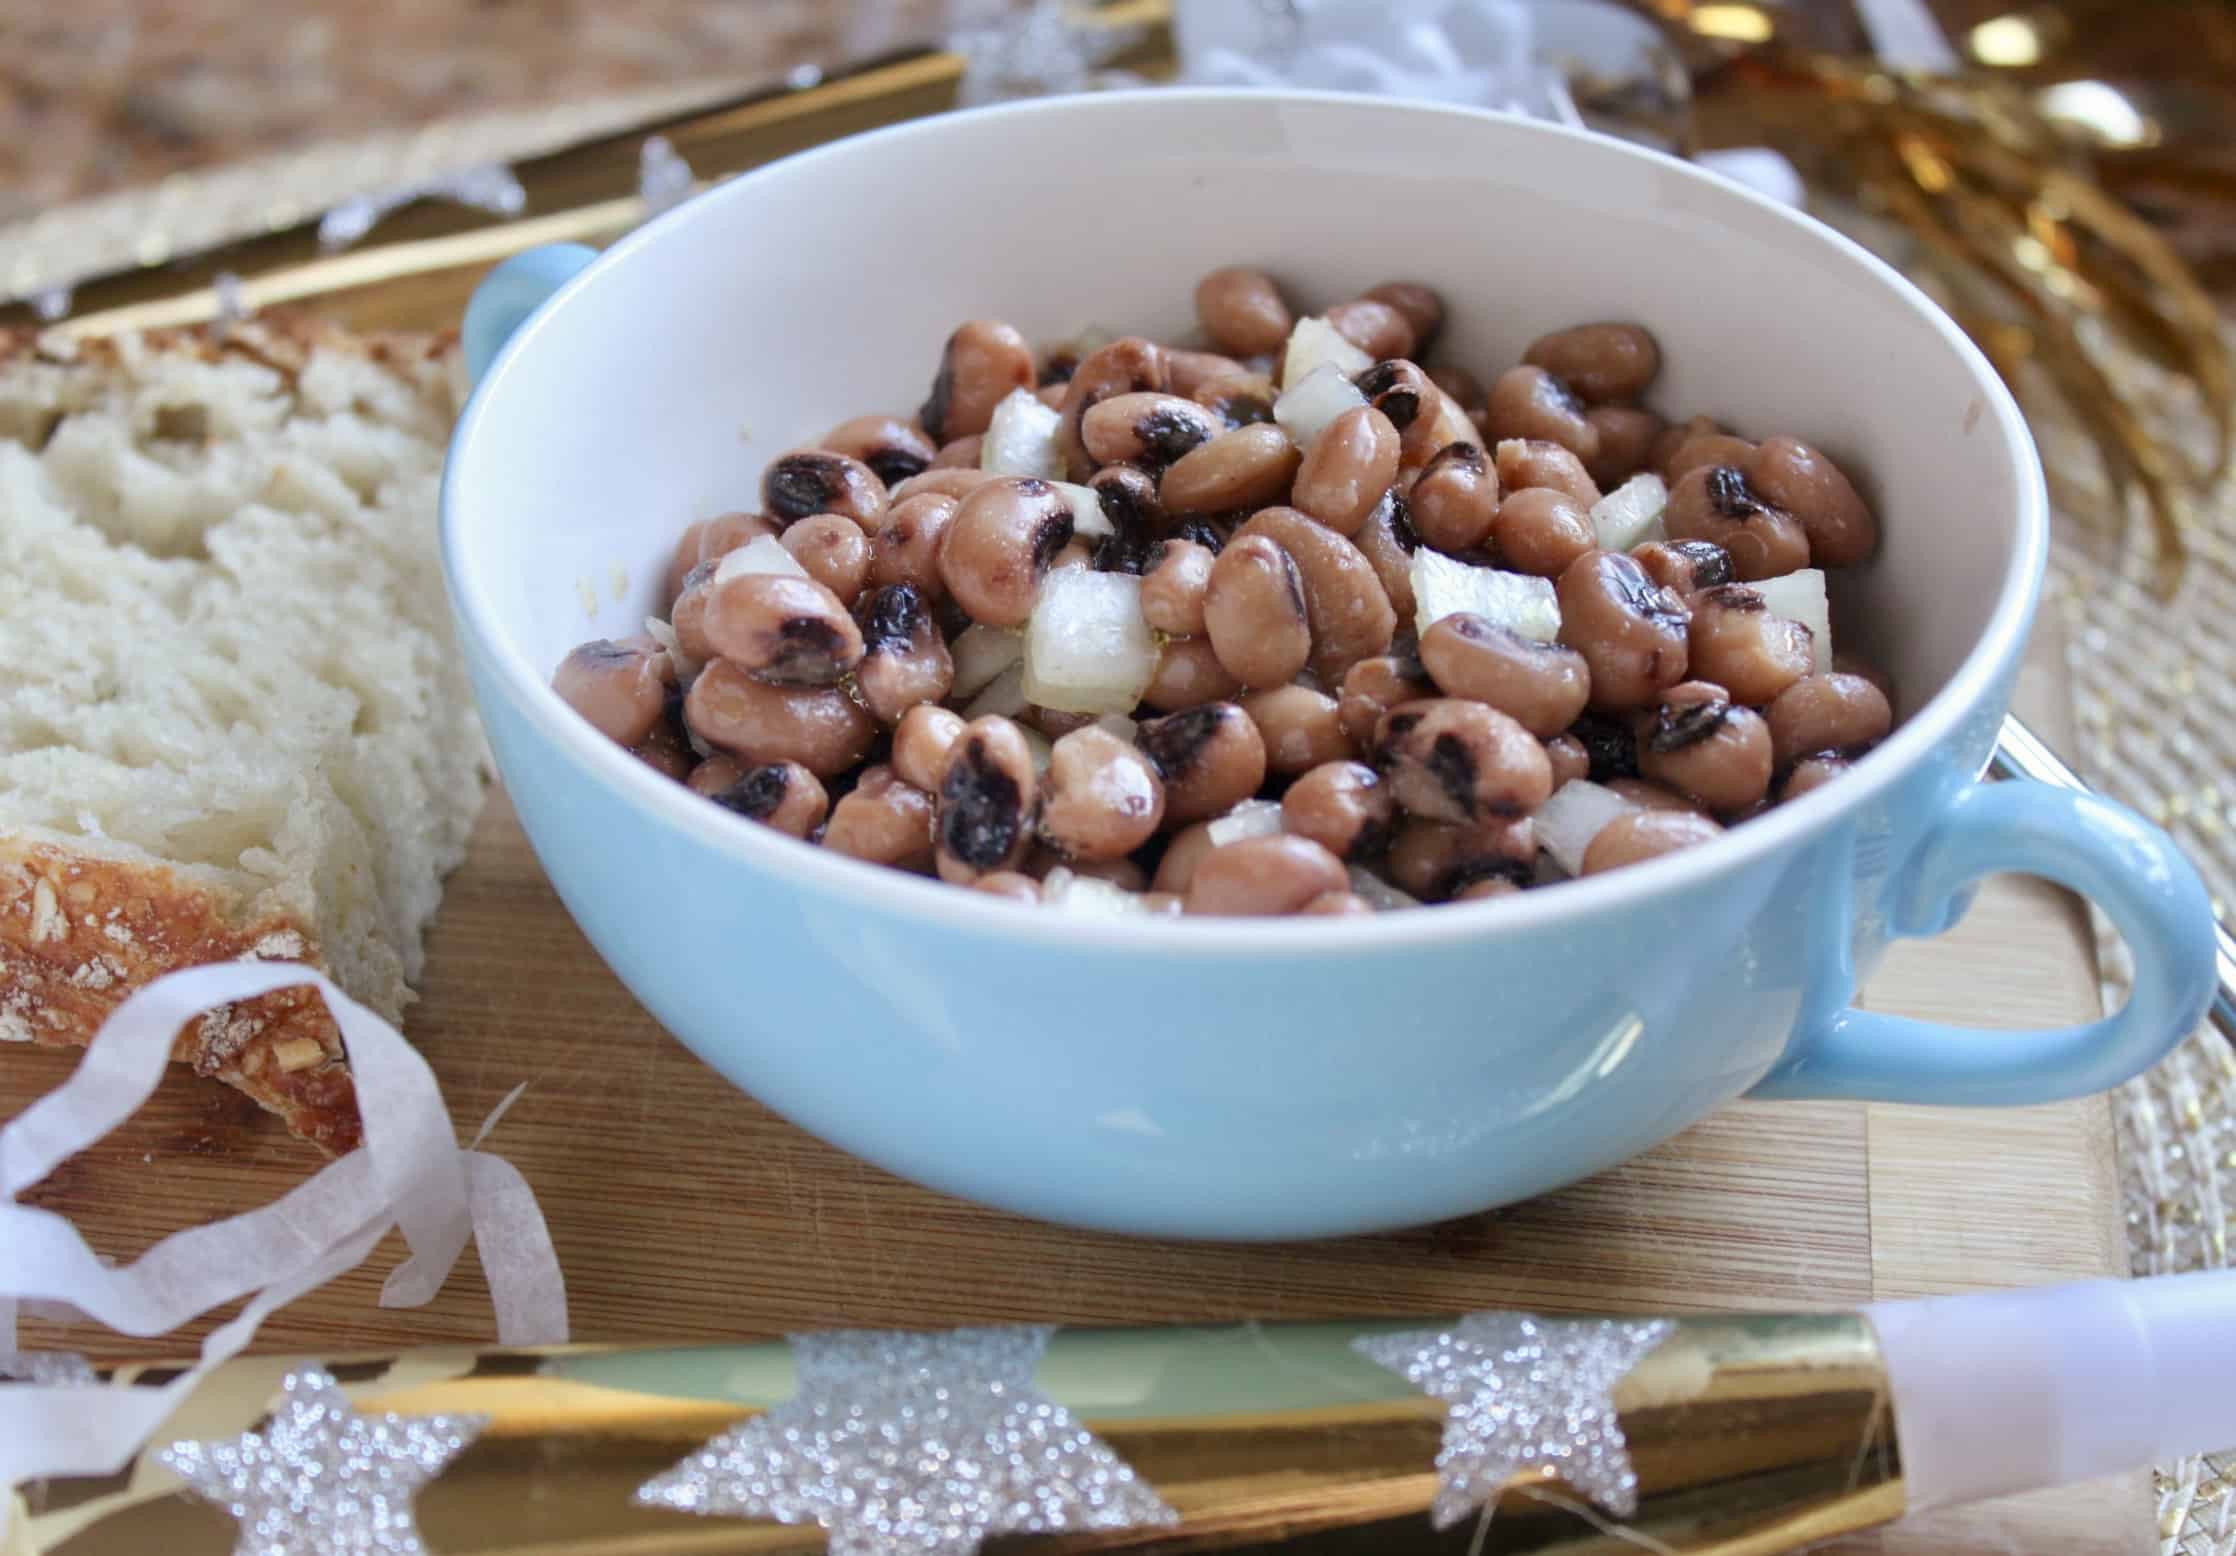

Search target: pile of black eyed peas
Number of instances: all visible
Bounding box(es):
[554,267,1897,916]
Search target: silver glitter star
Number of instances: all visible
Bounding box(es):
[158,1367,486,1556]
[1355,1312,1672,1527]
[636,1325,1177,1556]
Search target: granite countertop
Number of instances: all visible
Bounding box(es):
[0,1,978,229]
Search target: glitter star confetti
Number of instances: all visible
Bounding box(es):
[1355,1311,1672,1527]
[159,1367,487,1556]
[635,1324,1177,1556]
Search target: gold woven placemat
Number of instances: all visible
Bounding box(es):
[0,82,2229,1556]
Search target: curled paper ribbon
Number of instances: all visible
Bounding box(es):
[0,963,567,1515]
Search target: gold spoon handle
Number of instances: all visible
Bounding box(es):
[1989,713,2236,1045]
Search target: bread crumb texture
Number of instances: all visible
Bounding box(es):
[0,318,488,1151]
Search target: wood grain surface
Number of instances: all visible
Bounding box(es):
[8,637,2146,1552]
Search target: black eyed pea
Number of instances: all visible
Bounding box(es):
[1557,549,1692,712]
[1088,462,1167,542]
[1150,819,1220,895]
[931,434,984,469]
[1058,337,1169,479]
[1632,538,1736,598]
[1490,486,1596,578]
[702,572,864,686]
[1663,431,1759,484]
[1418,614,1592,738]
[1204,534,1312,689]
[1194,267,1295,358]
[934,715,1040,883]
[1038,727,1166,862]
[937,476,1074,628]
[704,759,830,839]
[1544,733,1590,787]
[1166,348,1249,399]
[687,754,745,797]
[1142,635,1245,712]
[1024,705,1097,740]
[1140,538,1217,636]
[1764,673,1894,770]
[1746,436,1878,567]
[1192,370,1278,431]
[1636,681,1774,816]
[1585,405,1665,489]
[1485,365,1601,464]
[1185,835,1350,917]
[665,511,779,604]
[1324,299,1417,363]
[553,637,670,746]
[1292,405,1401,538]
[1081,392,1221,472]
[780,514,873,606]
[1242,684,1349,774]
[1582,809,1724,874]
[1428,363,1484,412]
[668,559,719,665]
[1833,651,1898,711]
[1354,490,1419,622]
[893,704,967,793]
[1136,702,1268,824]
[1353,359,1433,434]
[853,583,955,724]
[890,466,999,505]
[1648,415,1720,471]
[1687,583,1814,707]
[973,870,1042,903]
[1570,710,1642,782]
[1522,323,1661,404]
[920,319,1036,443]
[1159,424,1301,515]
[1233,505,1399,685]
[1452,875,1524,902]
[1361,282,1444,350]
[821,414,936,490]
[684,660,878,778]
[1337,652,1434,751]
[1397,386,1480,470]
[1386,815,1535,901]
[823,765,937,871]
[632,703,694,780]
[1302,890,1377,915]
[1281,759,1396,861]
[762,449,888,528]
[1605,777,1707,815]
[1376,698,1554,826]
[1036,382,1070,409]
[871,491,959,603]
[1663,464,1812,582]
[1493,438,1601,507]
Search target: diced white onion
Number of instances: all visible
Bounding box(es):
[1347,866,1420,912]
[949,625,1024,700]
[979,388,1065,479]
[713,534,807,585]
[1589,473,1668,553]
[962,662,1029,720]
[1021,570,1157,715]
[643,614,703,685]
[1094,713,1138,744]
[1535,779,1635,878]
[1021,725,1054,776]
[1272,363,1368,451]
[1754,568,1834,672]
[1053,481,1113,539]
[1205,798,1286,848]
[1411,550,1561,642]
[1280,315,1374,388]
[1041,868,1152,916]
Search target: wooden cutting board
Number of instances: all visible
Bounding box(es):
[9,646,2146,1554]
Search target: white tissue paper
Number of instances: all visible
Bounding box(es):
[0,963,566,1524]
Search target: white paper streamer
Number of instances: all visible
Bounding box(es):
[0,963,566,1520]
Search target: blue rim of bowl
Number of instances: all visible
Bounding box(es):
[441,86,2048,958]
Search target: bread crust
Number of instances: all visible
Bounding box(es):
[0,312,466,1154]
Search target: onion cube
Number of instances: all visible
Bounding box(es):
[963,661,1030,720]
[1272,364,1369,451]
[1206,798,1285,848]
[713,534,807,585]
[1411,550,1561,642]
[1053,480,1113,539]
[1281,315,1374,389]
[1347,866,1420,912]
[950,625,1024,700]
[1589,473,1668,553]
[1021,570,1157,714]
[1753,568,1833,672]
[979,387,1064,479]
[1535,779,1635,878]
[1042,867,1152,916]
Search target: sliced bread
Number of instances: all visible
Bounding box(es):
[0,317,486,1150]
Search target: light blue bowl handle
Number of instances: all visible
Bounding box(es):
[1751,779,2215,1105]
[462,243,599,387]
